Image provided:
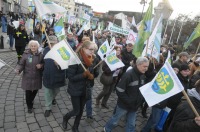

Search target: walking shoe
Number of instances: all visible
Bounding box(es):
[44,110,51,117]
[52,99,56,105]
[28,109,32,114]
[72,126,79,132]
[62,114,70,130]
[85,116,94,123]
[101,104,109,109]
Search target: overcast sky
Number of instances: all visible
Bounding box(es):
[76,0,200,18]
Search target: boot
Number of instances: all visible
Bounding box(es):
[72,126,79,132]
[62,114,70,130]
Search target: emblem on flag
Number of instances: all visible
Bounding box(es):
[152,68,174,94]
[57,47,70,61]
[107,54,119,64]
[100,45,107,54]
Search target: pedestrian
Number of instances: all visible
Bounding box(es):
[33,23,42,44]
[14,24,29,64]
[43,36,66,117]
[173,52,189,68]
[15,40,44,113]
[1,13,7,33]
[7,19,15,50]
[169,79,200,132]
[62,41,98,131]
[104,57,149,132]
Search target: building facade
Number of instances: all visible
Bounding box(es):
[74,2,92,18]
[53,0,75,15]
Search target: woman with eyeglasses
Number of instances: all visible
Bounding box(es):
[62,41,99,132]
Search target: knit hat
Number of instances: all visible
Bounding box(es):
[48,36,58,44]
[172,63,180,70]
[179,64,189,71]
[179,52,189,58]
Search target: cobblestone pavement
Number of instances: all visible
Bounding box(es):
[0,52,150,132]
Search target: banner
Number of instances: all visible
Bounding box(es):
[107,22,129,35]
[105,50,125,71]
[44,40,80,69]
[82,13,91,22]
[139,54,184,107]
[126,30,137,45]
[68,15,76,25]
[33,0,67,17]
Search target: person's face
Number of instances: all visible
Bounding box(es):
[67,34,73,40]
[180,69,190,77]
[36,25,40,29]
[182,56,189,62]
[83,44,95,56]
[173,68,179,74]
[115,38,121,43]
[49,31,53,35]
[122,38,126,43]
[126,44,133,52]
[20,26,25,30]
[30,43,38,53]
[116,48,121,56]
[137,62,149,74]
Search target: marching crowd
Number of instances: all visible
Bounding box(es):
[1,11,200,132]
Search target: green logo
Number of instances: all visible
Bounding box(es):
[57,47,70,60]
[152,67,174,94]
[100,45,107,54]
[107,54,119,64]
[43,0,53,4]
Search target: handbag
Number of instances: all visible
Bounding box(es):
[100,72,113,85]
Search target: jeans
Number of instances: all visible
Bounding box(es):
[44,87,60,110]
[142,107,163,132]
[64,95,87,127]
[86,87,92,117]
[9,34,14,48]
[105,105,137,132]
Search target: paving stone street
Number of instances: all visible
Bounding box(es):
[0,51,149,132]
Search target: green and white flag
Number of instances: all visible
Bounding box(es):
[33,0,67,17]
[97,40,112,60]
[107,22,129,35]
[105,50,125,71]
[44,40,80,70]
[139,53,184,107]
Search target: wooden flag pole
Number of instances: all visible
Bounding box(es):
[182,90,200,117]
[93,60,103,69]
[63,39,87,71]
[191,42,200,61]
[0,59,15,71]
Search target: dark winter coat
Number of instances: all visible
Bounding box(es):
[14,29,29,47]
[169,97,200,132]
[17,49,44,90]
[43,47,66,89]
[67,53,99,96]
[121,49,137,73]
[116,66,146,111]
[7,22,15,35]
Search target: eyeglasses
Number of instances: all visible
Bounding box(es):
[87,48,95,51]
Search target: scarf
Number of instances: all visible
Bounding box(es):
[80,49,94,67]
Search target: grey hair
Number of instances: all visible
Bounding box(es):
[28,40,40,49]
[136,57,149,65]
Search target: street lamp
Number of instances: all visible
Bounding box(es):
[140,0,147,21]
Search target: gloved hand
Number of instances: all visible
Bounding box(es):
[83,70,94,80]
[83,70,90,77]
[87,74,94,80]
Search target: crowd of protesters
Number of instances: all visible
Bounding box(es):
[1,10,200,132]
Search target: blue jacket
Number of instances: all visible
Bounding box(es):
[43,47,66,89]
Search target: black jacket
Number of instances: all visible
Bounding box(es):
[7,22,15,35]
[14,29,29,47]
[121,49,136,72]
[116,66,146,111]
[169,97,200,132]
[67,54,99,96]
[43,47,66,89]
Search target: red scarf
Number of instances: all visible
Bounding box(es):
[80,49,94,67]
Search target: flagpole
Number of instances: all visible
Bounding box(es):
[93,60,103,69]
[63,39,87,71]
[0,59,15,71]
[182,90,199,117]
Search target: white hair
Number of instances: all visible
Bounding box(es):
[136,57,149,65]
[28,40,40,49]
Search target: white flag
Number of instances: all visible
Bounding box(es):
[0,59,5,69]
[77,22,86,36]
[84,21,91,31]
[44,40,80,70]
[97,40,112,60]
[33,0,67,17]
[12,21,19,29]
[126,30,137,45]
[104,50,125,71]
[132,16,136,27]
[139,60,184,107]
